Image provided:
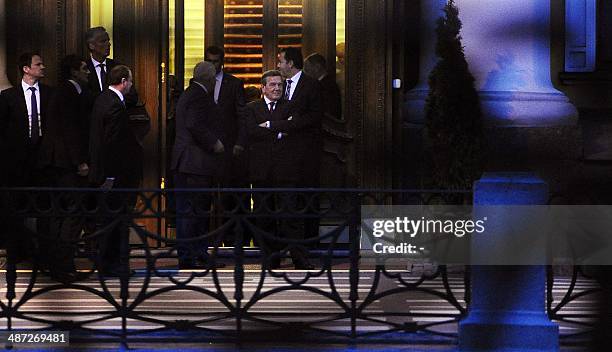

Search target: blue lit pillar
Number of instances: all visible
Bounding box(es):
[459,173,559,351]
[457,0,577,127]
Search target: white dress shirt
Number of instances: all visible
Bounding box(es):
[214,71,223,104]
[68,79,82,94]
[263,96,282,139]
[108,86,125,103]
[285,70,302,101]
[91,56,108,91]
[21,80,41,139]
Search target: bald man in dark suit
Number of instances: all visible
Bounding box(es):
[171,61,225,269]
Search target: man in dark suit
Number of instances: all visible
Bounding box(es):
[171,61,225,269]
[0,53,52,186]
[204,46,249,246]
[37,55,93,279]
[85,26,138,108]
[88,65,141,277]
[247,70,314,270]
[304,53,342,120]
[277,47,323,243]
[0,53,53,264]
[0,53,53,262]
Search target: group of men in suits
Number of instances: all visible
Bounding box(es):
[172,47,323,270]
[0,26,144,279]
[1,36,331,273]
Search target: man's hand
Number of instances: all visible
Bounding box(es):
[77,163,89,177]
[233,145,244,157]
[100,177,115,191]
[213,139,225,153]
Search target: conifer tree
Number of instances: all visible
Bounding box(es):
[424,0,484,191]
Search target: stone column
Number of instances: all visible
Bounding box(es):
[459,173,559,351]
[0,0,11,90]
[402,0,580,191]
[457,0,577,127]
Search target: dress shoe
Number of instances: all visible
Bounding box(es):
[293,259,315,270]
[266,257,281,270]
[99,264,134,278]
[178,259,206,270]
[49,270,78,283]
[179,259,225,270]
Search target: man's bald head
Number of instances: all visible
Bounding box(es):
[193,61,216,84]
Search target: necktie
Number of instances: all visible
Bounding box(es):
[214,78,221,104]
[98,63,107,90]
[29,87,39,144]
[269,101,275,112]
[285,79,292,100]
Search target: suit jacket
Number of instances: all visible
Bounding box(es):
[217,73,247,149]
[246,99,300,183]
[171,82,223,177]
[88,89,141,186]
[319,74,342,120]
[0,83,52,185]
[38,81,93,170]
[279,72,323,186]
[86,57,138,108]
[280,72,322,139]
[216,73,248,181]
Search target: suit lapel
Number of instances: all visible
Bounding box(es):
[218,74,228,104]
[39,85,49,134]
[288,74,306,102]
[15,87,29,133]
[87,59,102,94]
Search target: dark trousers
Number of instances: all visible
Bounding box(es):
[252,179,308,264]
[97,176,139,272]
[43,167,87,273]
[219,151,251,247]
[174,172,214,261]
[300,135,322,244]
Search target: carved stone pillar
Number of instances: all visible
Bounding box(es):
[458,0,577,127]
[402,0,581,192]
[0,0,11,90]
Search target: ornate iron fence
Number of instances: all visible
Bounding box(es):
[0,188,471,347]
[0,187,602,348]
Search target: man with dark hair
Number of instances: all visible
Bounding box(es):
[171,61,225,269]
[304,53,342,120]
[36,54,92,279]
[204,45,248,246]
[85,26,137,108]
[0,53,53,264]
[40,55,91,179]
[276,47,323,245]
[88,65,140,277]
[247,70,313,270]
[0,53,52,186]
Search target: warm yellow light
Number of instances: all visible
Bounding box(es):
[90,0,114,59]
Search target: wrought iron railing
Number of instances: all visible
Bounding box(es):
[0,188,471,347]
[0,187,601,348]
